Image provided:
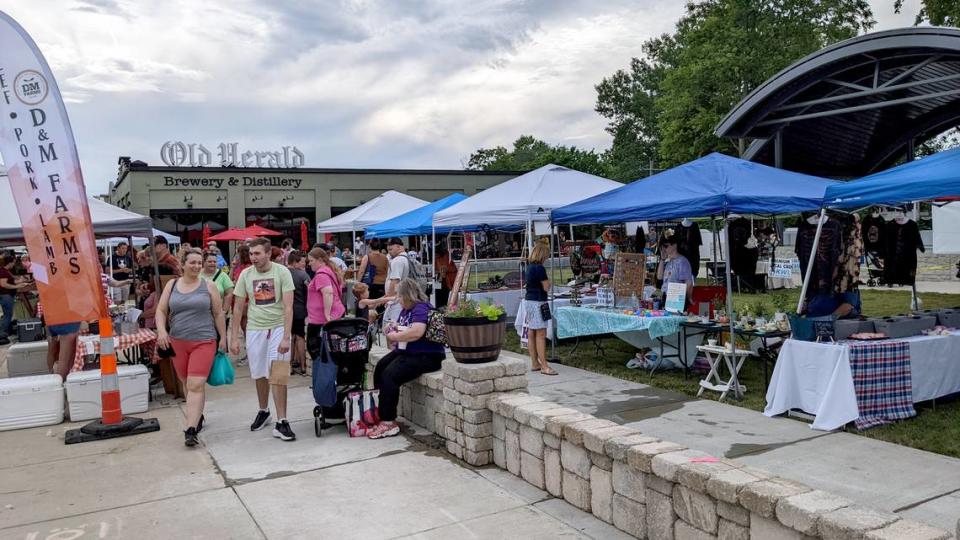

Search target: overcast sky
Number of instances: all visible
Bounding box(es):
[1,0,922,195]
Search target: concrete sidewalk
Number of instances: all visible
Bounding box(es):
[0,361,630,540]
[515,350,960,531]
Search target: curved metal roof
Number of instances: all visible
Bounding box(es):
[715,27,960,177]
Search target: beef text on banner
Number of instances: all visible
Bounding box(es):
[0,12,107,325]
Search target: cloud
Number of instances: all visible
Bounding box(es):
[0,0,927,195]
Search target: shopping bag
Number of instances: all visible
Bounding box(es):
[311,332,338,407]
[345,391,368,437]
[361,389,380,426]
[207,350,235,386]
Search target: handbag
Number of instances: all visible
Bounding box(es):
[425,309,447,345]
[361,263,376,285]
[155,278,179,359]
[344,390,381,437]
[207,350,235,386]
[311,331,338,407]
[539,301,552,322]
[156,343,175,359]
[361,389,380,427]
[345,391,367,437]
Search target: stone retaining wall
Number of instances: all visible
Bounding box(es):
[390,353,952,539]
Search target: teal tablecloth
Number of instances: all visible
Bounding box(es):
[556,306,684,340]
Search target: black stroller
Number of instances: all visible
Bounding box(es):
[308,318,371,437]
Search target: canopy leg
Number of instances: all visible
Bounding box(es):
[796,209,826,314]
[723,214,741,400]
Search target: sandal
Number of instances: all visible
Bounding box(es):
[531,366,541,372]
[541,368,559,376]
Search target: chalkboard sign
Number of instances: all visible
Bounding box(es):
[613,253,646,304]
[814,320,836,342]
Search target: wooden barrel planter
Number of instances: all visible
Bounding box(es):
[444,314,506,364]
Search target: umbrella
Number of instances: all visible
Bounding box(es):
[201,224,211,246]
[242,224,282,237]
[208,228,254,242]
[300,221,309,251]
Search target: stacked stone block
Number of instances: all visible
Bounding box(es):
[483,392,951,540]
[398,371,444,434]
[437,356,527,466]
[383,346,951,539]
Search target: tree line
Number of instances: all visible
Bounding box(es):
[466,0,959,181]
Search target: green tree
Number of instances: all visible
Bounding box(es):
[896,0,960,25]
[596,0,874,171]
[465,135,611,177]
[595,58,664,181]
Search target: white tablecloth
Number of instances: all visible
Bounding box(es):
[765,333,960,430]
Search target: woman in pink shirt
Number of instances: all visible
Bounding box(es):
[306,247,345,353]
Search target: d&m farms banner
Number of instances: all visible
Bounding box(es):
[0,11,107,325]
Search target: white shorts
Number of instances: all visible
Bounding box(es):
[246,326,290,380]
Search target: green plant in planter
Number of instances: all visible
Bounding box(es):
[753,300,769,320]
[770,293,790,314]
[447,299,506,321]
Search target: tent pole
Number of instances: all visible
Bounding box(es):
[723,213,741,400]
[711,216,718,284]
[796,209,826,314]
[351,228,357,271]
[148,230,162,302]
[431,225,437,307]
[548,224,559,364]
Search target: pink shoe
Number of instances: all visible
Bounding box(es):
[367,421,400,439]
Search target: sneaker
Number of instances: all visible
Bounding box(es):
[196,414,205,433]
[184,427,199,447]
[367,421,400,439]
[272,420,296,441]
[250,410,271,431]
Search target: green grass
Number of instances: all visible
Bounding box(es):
[504,288,960,458]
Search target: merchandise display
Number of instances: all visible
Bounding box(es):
[677,219,702,277]
[882,215,924,286]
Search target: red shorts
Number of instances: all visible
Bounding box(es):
[170,337,217,379]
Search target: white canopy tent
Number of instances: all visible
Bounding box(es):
[0,176,154,244]
[100,229,181,248]
[316,190,427,234]
[430,164,623,312]
[432,164,624,240]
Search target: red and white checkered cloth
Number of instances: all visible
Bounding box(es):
[848,340,916,430]
[72,328,157,372]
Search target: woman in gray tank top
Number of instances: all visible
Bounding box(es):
[156,248,228,447]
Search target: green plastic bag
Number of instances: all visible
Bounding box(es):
[207,350,235,386]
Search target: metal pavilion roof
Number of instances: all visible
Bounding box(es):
[715,27,960,177]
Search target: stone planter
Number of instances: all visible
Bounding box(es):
[444,314,506,364]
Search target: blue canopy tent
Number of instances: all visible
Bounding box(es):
[552,153,838,224]
[824,146,960,208]
[365,193,468,239]
[551,153,839,395]
[807,147,960,312]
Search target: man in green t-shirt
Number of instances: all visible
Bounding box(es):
[231,237,296,441]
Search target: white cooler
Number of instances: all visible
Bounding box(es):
[65,365,150,421]
[0,374,64,431]
[6,341,50,377]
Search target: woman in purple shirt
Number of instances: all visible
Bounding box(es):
[368,278,445,439]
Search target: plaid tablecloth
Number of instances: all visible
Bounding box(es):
[848,340,916,430]
[72,329,158,372]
